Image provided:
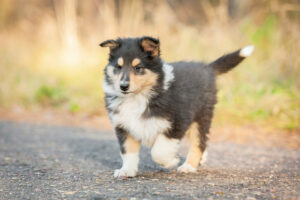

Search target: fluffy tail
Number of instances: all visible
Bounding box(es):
[209,45,254,75]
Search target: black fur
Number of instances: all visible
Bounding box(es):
[209,49,245,74]
[147,61,216,152]
[115,126,128,154]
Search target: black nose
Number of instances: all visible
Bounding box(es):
[120,83,129,91]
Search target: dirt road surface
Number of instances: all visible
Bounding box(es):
[0,121,299,199]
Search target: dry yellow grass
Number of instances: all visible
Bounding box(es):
[0,0,299,131]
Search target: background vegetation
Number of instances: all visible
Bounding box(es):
[0,0,299,132]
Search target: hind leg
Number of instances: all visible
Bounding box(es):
[178,108,212,173]
[151,134,180,168]
[177,122,204,173]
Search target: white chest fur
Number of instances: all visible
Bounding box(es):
[108,93,171,147]
[103,62,174,147]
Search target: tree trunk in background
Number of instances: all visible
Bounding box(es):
[53,0,79,51]
[228,0,250,18]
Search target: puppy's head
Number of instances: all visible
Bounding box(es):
[100,36,162,95]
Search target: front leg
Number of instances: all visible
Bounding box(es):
[114,126,141,178]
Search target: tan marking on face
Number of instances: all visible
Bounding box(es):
[131,58,141,67]
[184,122,203,168]
[117,57,124,67]
[129,69,158,93]
[124,134,141,153]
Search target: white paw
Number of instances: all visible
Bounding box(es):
[177,163,197,173]
[200,151,208,165]
[113,168,137,178]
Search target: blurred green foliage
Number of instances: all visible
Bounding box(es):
[69,103,80,113]
[252,15,278,45]
[35,84,66,106]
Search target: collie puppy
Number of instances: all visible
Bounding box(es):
[100,36,254,178]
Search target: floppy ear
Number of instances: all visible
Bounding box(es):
[99,39,120,50]
[140,36,160,57]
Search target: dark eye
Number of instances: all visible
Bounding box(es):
[116,65,122,70]
[134,66,143,73]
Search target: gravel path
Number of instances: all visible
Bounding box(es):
[0,120,299,200]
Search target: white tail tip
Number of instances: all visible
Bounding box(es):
[239,45,255,57]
